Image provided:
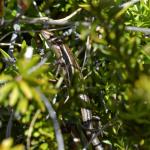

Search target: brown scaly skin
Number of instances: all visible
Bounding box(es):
[41,30,103,150]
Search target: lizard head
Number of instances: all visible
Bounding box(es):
[41,30,57,42]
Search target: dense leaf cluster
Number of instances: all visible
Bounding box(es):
[0,0,150,150]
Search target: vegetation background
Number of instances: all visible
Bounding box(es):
[0,0,150,149]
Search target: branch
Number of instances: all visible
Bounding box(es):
[8,24,20,58]
[37,89,64,150]
[120,0,140,8]
[26,109,41,150]
[5,109,14,138]
[0,42,21,47]
[125,26,150,34]
[0,8,81,26]
[8,8,23,62]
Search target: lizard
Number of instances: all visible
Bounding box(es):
[41,30,103,150]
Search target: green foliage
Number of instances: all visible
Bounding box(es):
[127,0,150,27]
[0,0,150,149]
[0,54,57,112]
[0,138,24,150]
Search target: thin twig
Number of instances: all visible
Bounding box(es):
[0,42,21,47]
[125,26,150,34]
[0,26,73,42]
[26,109,41,150]
[83,122,113,150]
[5,109,14,138]
[82,35,91,72]
[120,0,140,8]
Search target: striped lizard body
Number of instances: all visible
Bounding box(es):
[40,30,78,83]
[41,30,103,150]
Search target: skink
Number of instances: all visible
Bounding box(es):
[41,30,103,150]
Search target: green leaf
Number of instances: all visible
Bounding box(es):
[102,140,112,145]
[9,85,19,106]
[79,4,91,11]
[1,138,13,148]
[39,143,48,150]
[0,138,24,150]
[0,74,13,83]
[21,40,27,50]
[0,82,14,102]
[17,97,28,113]
[17,56,40,75]
[19,80,32,99]
[20,40,27,56]
[0,48,11,59]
